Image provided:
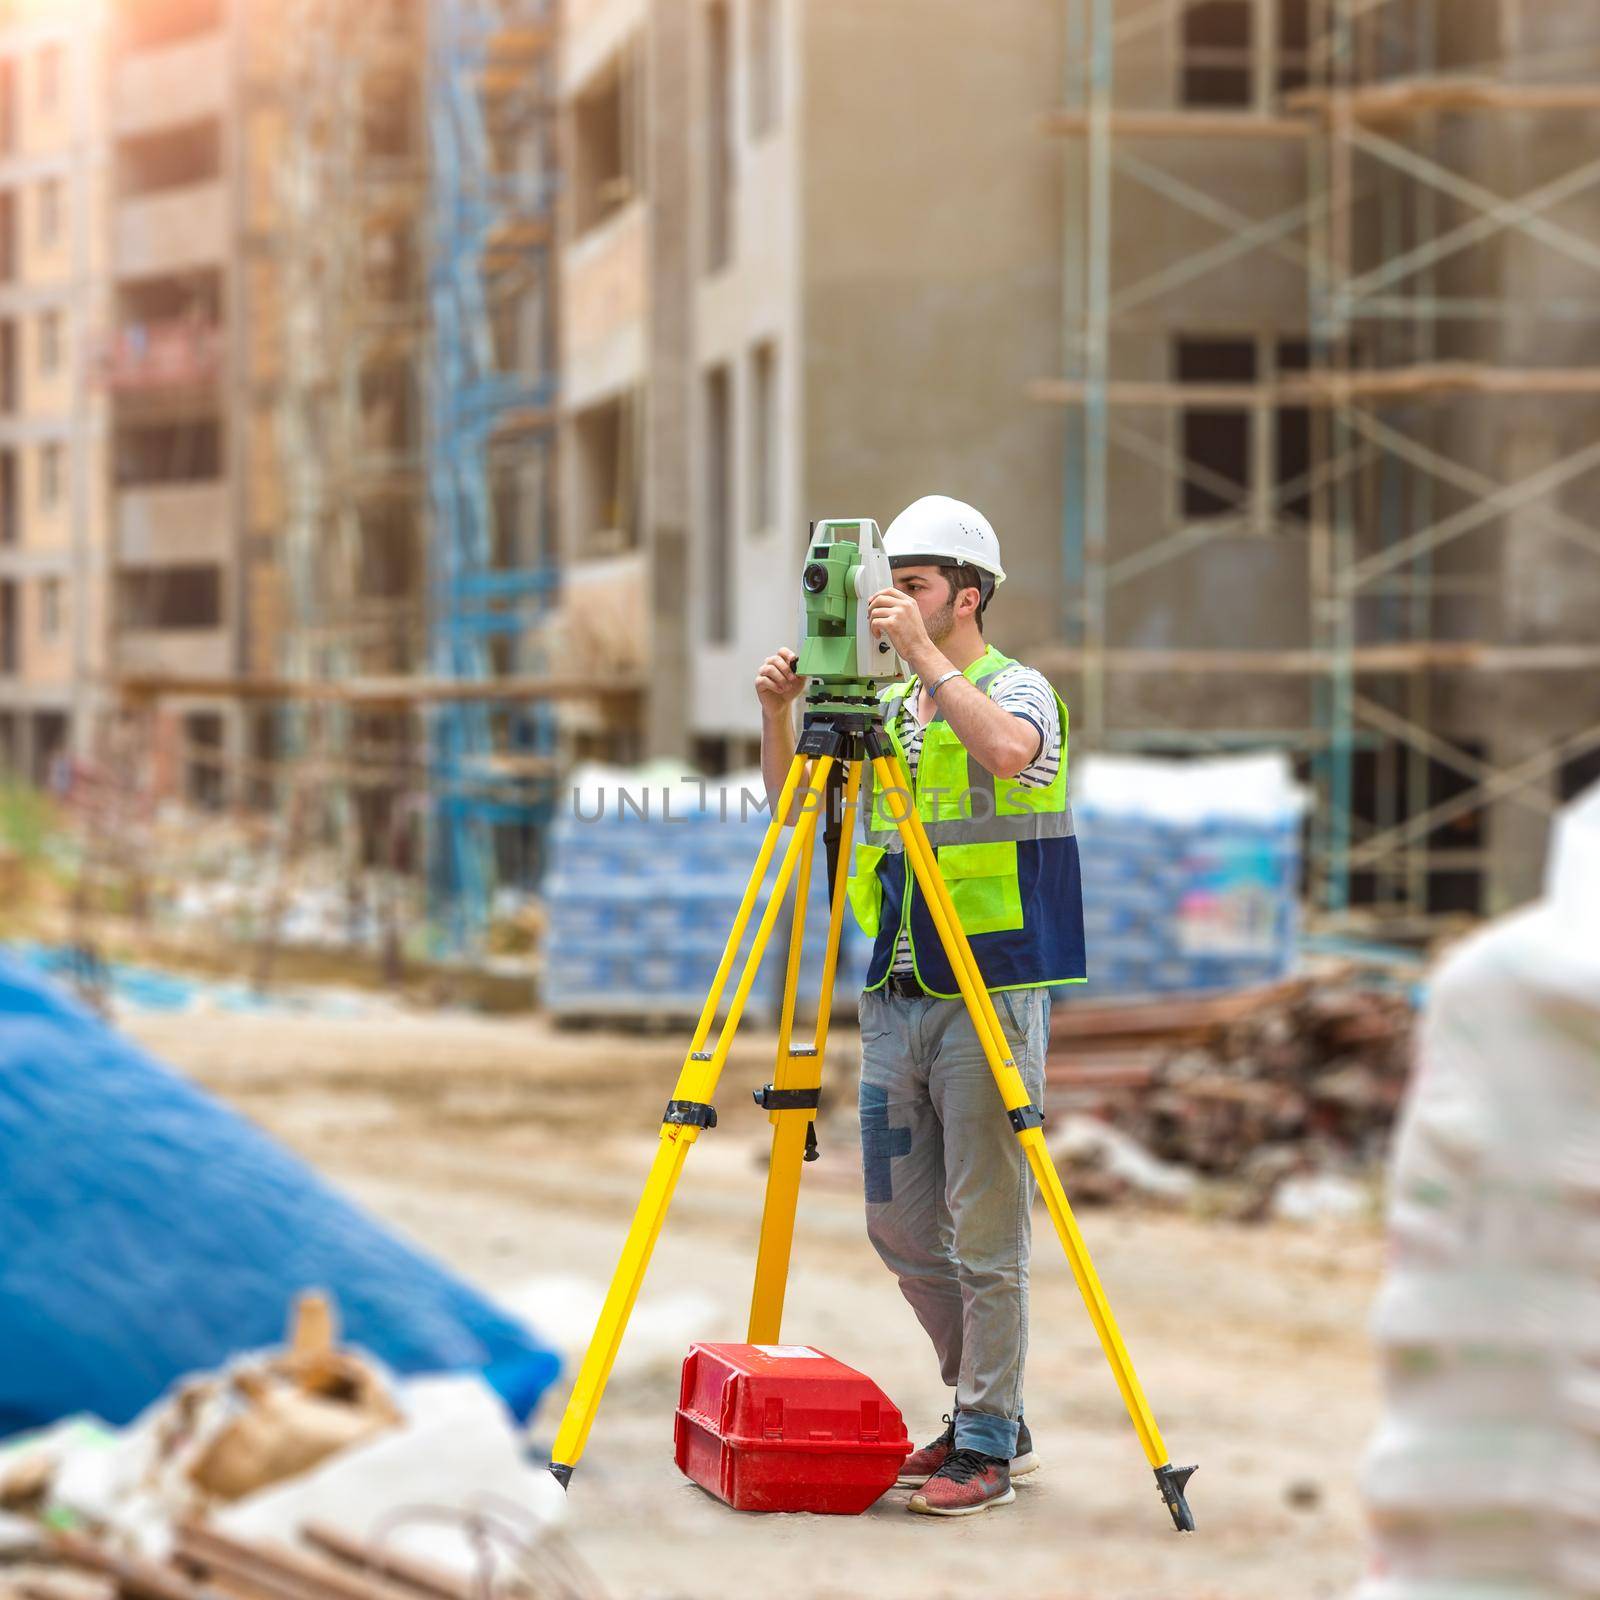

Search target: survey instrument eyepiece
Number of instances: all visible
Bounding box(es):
[796,517,904,716]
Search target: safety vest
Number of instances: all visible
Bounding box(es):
[845,643,1087,998]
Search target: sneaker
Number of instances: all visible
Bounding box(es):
[906,1449,1015,1517]
[896,1414,955,1486]
[1010,1417,1041,1478]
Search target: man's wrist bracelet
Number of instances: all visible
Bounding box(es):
[926,669,964,700]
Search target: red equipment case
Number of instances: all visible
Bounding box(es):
[674,1342,912,1514]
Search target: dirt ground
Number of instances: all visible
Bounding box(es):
[129,1008,1385,1600]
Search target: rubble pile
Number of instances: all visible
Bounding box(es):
[1047,974,1417,1220]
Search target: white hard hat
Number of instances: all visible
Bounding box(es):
[882,495,1006,586]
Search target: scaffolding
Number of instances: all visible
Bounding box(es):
[1045,0,1600,930]
[276,0,430,870]
[427,0,560,949]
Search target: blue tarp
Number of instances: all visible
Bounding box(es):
[0,953,560,1437]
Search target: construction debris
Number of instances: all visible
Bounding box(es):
[1047,972,1414,1219]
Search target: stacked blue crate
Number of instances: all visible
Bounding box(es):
[543,774,772,1021]
[1067,755,1305,1001]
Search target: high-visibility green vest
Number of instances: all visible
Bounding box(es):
[845,643,1087,998]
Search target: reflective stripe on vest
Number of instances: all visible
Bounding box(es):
[845,644,1075,949]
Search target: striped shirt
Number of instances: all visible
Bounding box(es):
[884,664,1062,977]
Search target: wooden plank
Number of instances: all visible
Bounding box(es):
[112,673,646,707]
[300,1525,470,1600]
[1288,78,1600,122]
[1028,643,1600,676]
[1042,109,1310,140]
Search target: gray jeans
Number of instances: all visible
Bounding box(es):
[857,985,1050,1459]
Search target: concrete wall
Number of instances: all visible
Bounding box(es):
[800,0,1065,694]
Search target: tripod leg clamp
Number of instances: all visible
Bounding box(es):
[752,1086,822,1111]
[1007,1103,1045,1133]
[1155,1462,1198,1531]
[663,1099,718,1130]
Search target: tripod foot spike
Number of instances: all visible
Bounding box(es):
[1154,1462,1198,1531]
[549,1462,574,1490]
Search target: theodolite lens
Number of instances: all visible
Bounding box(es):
[801,562,830,594]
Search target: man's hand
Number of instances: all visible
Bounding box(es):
[867,587,934,664]
[756,648,807,716]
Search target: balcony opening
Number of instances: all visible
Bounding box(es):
[120,268,222,325]
[41,576,62,639]
[114,415,223,486]
[750,341,778,533]
[117,117,221,199]
[749,0,781,139]
[0,450,16,544]
[705,1,734,272]
[111,269,223,393]
[119,563,222,631]
[572,51,639,237]
[0,580,16,674]
[1182,1,1253,108]
[1175,336,1256,519]
[120,0,223,53]
[573,392,638,557]
[31,711,66,789]
[361,71,417,164]
[704,364,732,645]
[182,710,225,810]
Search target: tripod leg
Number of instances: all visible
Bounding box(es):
[549,754,833,1485]
[872,753,1197,1531]
[748,759,862,1343]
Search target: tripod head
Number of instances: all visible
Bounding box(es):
[795,519,904,718]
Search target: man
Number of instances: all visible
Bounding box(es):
[756,495,1086,1517]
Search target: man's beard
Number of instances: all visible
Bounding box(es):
[925,600,956,646]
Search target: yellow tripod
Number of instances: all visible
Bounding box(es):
[547,714,1197,1531]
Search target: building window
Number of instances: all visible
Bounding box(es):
[0,579,16,674]
[0,191,15,282]
[1175,337,1255,519]
[38,177,60,248]
[571,52,638,237]
[40,441,62,509]
[38,308,60,376]
[1274,339,1312,522]
[118,564,222,631]
[1182,2,1253,108]
[1278,0,1312,97]
[572,392,638,556]
[37,42,62,114]
[705,1,734,273]
[749,0,781,140]
[0,450,15,544]
[750,341,777,532]
[704,364,732,644]
[0,60,17,157]
[1175,334,1315,526]
[40,576,61,638]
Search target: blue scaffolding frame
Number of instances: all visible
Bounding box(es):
[427,0,560,950]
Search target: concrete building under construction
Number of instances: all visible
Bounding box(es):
[0,0,1596,943]
[559,0,1600,929]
